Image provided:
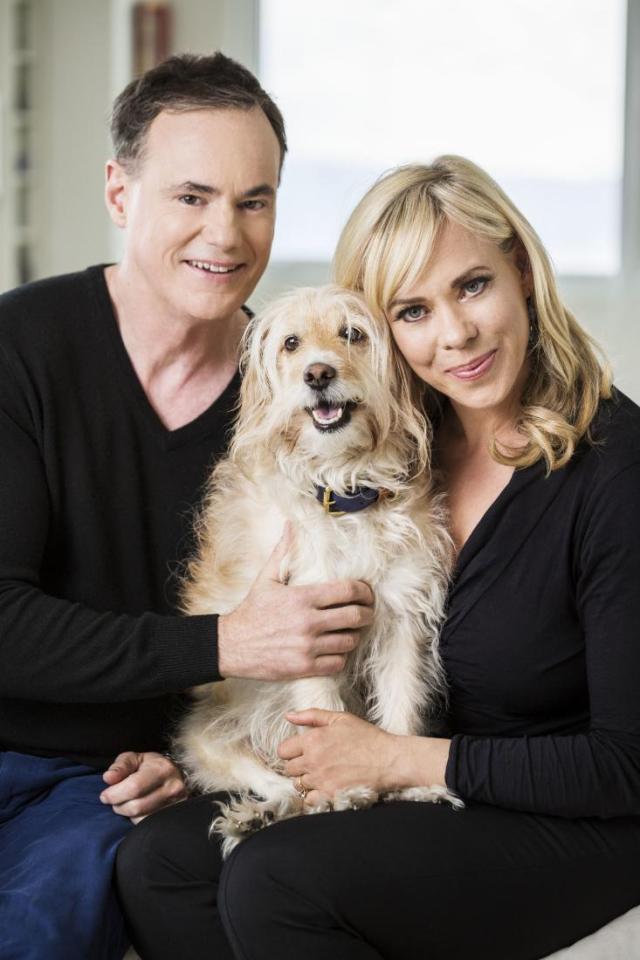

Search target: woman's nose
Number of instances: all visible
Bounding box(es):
[439,305,478,350]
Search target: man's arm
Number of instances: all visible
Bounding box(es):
[0,349,373,702]
[217,526,374,681]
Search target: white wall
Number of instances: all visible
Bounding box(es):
[38,0,236,277]
[560,277,640,403]
[14,1,639,401]
[38,0,112,278]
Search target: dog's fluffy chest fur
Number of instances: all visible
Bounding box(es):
[178,465,450,782]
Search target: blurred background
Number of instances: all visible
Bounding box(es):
[0,0,638,397]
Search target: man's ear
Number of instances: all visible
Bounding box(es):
[104,159,130,228]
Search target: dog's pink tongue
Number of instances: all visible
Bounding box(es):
[315,405,341,420]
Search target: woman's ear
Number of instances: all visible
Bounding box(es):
[513,239,533,298]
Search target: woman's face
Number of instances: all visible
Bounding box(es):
[387,220,531,420]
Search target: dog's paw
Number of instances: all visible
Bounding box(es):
[210,794,306,857]
[383,784,464,809]
[332,785,379,811]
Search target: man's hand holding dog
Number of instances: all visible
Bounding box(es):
[100,751,188,823]
[217,528,374,681]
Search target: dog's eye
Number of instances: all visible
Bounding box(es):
[284,335,300,352]
[340,326,366,344]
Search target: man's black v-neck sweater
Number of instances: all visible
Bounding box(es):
[0,267,233,766]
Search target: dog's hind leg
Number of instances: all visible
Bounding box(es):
[208,748,305,858]
[383,785,464,809]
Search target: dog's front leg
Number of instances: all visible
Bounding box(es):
[365,608,437,737]
[286,676,346,715]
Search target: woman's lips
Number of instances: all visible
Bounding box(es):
[447,350,497,381]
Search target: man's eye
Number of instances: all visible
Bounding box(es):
[284,335,300,352]
[397,305,427,322]
[462,276,489,296]
[339,326,366,343]
[179,195,202,206]
[242,199,266,211]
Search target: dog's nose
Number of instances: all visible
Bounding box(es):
[304,363,336,390]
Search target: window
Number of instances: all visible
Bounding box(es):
[260,0,627,276]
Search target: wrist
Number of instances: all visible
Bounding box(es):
[383,735,451,790]
[217,614,233,678]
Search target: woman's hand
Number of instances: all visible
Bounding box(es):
[278,710,395,805]
[279,709,452,806]
[99,751,188,823]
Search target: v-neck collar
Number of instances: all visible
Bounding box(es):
[444,458,571,644]
[88,265,242,452]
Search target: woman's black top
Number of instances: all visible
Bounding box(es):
[443,389,640,819]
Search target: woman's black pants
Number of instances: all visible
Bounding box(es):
[115,792,640,960]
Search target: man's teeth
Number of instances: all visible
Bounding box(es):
[190,260,238,273]
[312,406,344,425]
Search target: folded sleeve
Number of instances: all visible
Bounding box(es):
[445,460,640,819]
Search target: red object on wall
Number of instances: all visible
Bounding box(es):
[132,3,173,76]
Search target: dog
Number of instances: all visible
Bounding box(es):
[174,285,460,857]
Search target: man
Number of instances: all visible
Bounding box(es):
[0,53,373,960]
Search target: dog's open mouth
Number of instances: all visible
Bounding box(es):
[306,400,356,432]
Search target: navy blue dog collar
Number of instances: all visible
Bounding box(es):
[315,485,384,517]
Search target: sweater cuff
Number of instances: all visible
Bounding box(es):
[153,613,222,690]
[444,733,464,795]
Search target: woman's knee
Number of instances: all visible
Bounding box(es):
[219,830,287,945]
[116,795,224,900]
[218,816,340,938]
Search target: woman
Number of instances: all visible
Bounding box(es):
[118,157,640,960]
[215,157,640,959]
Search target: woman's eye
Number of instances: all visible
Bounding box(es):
[340,326,366,343]
[284,335,300,352]
[398,304,427,322]
[462,276,489,297]
[179,194,201,206]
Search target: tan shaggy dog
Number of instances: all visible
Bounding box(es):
[175,286,461,857]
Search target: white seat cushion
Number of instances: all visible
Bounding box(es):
[123,907,640,959]
[543,905,640,959]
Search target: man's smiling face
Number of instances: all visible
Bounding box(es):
[111,107,281,323]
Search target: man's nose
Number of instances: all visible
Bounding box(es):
[201,203,242,250]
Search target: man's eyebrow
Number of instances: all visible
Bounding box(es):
[388,265,492,309]
[171,180,217,195]
[168,181,276,199]
[241,183,276,199]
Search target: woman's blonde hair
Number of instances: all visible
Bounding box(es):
[333,155,612,471]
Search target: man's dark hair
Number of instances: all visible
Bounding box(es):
[110,51,287,174]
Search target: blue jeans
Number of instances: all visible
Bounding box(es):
[0,750,132,960]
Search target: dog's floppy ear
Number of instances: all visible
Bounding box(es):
[230,300,285,464]
[239,312,273,417]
